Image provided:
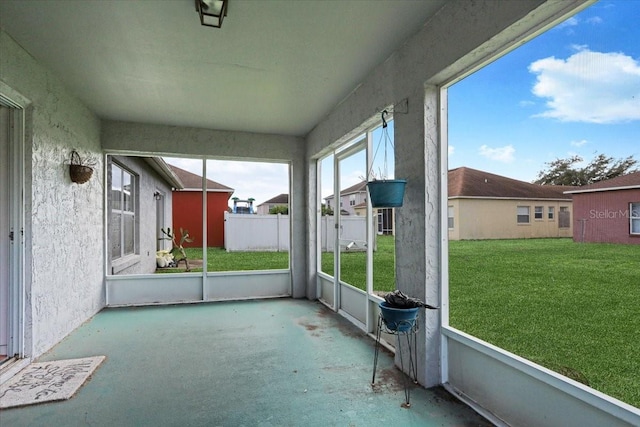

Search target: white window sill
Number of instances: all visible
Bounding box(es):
[111,254,140,274]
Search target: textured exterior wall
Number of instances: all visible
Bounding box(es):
[572,189,640,244]
[1,30,104,357]
[449,198,573,240]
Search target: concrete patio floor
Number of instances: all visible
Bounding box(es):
[1,298,491,426]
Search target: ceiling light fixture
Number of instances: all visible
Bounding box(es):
[195,0,228,28]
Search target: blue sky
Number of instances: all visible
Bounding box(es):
[448,0,640,182]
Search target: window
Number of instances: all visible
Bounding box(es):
[631,202,640,235]
[349,194,356,206]
[377,208,393,235]
[110,163,136,260]
[548,206,555,220]
[559,206,570,228]
[448,206,454,229]
[517,206,530,224]
[534,206,543,220]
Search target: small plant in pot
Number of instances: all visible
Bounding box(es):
[160,227,193,272]
[69,150,97,184]
[379,290,439,332]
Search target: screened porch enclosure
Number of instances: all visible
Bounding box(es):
[3,0,639,425]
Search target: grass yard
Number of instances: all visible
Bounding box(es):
[157,237,639,407]
[449,238,640,408]
[321,235,396,292]
[156,247,289,273]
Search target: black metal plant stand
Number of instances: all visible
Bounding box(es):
[372,313,419,407]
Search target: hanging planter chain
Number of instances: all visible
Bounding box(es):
[367,110,406,208]
[368,110,395,181]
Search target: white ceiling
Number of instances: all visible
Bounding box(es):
[0,0,446,136]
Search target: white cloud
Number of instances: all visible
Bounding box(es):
[570,139,588,147]
[586,16,603,25]
[529,49,640,123]
[570,43,589,52]
[478,145,515,163]
[448,145,455,156]
[556,16,579,29]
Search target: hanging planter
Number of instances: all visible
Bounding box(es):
[367,110,406,208]
[69,150,95,184]
[367,179,406,208]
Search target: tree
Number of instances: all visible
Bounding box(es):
[321,204,333,216]
[269,205,288,214]
[534,154,637,186]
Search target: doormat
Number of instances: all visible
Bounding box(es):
[0,356,105,409]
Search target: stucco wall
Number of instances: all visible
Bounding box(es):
[1,30,104,357]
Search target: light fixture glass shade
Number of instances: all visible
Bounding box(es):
[196,0,227,28]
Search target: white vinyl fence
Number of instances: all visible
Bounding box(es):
[224,212,290,252]
[224,212,367,252]
[320,216,368,252]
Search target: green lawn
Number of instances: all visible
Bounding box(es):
[157,237,640,407]
[156,247,289,273]
[321,235,396,292]
[449,238,640,408]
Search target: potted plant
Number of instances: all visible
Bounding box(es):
[367,179,407,208]
[160,227,193,272]
[366,110,406,208]
[379,290,438,332]
[69,150,96,184]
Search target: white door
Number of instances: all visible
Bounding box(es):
[0,105,9,360]
[0,98,25,361]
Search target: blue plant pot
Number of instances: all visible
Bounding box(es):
[367,179,406,208]
[379,301,418,332]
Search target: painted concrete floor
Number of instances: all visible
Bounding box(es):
[1,298,492,426]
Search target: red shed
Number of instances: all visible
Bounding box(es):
[169,165,234,247]
[565,172,640,244]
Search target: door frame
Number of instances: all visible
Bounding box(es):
[0,85,28,361]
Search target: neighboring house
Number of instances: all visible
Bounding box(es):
[564,172,640,244]
[448,167,574,240]
[257,193,289,214]
[108,156,183,275]
[325,181,368,216]
[353,202,395,235]
[169,164,234,247]
[352,168,574,239]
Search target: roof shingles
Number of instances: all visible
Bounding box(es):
[564,171,640,193]
[448,167,574,199]
[168,164,234,192]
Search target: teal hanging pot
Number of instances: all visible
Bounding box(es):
[367,179,406,208]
